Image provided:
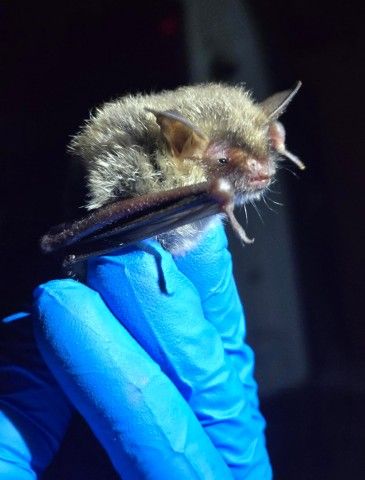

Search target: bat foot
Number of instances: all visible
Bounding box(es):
[224,203,254,245]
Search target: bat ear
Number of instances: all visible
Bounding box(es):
[260,81,302,120]
[146,108,209,158]
[268,121,305,170]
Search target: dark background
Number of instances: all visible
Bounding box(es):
[1,1,364,478]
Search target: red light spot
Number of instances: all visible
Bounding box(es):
[159,15,178,37]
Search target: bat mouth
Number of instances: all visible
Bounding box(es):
[247,175,272,188]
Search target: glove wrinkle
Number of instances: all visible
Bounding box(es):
[135,241,172,295]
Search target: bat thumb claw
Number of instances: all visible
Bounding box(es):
[224,203,254,245]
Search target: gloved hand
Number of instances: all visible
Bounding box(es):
[0,223,272,479]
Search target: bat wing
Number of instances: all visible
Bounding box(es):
[40,181,232,266]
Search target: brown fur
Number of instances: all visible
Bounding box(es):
[68,82,300,252]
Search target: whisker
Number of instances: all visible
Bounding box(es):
[250,200,264,224]
[262,195,278,213]
[267,185,282,195]
[277,165,299,178]
[267,197,284,207]
[243,203,248,224]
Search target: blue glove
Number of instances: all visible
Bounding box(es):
[0,224,272,479]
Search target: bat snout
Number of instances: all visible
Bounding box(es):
[245,157,273,187]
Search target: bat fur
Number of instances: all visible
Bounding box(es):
[68,83,300,253]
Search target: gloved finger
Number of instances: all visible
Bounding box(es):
[174,224,271,476]
[33,279,232,480]
[174,223,251,382]
[87,242,261,478]
[0,313,72,479]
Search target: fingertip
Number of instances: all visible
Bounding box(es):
[88,238,178,295]
[32,279,102,332]
[173,221,232,291]
[33,278,82,301]
[180,221,228,259]
[204,220,228,246]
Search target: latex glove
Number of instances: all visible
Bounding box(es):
[0,224,272,479]
[0,311,72,480]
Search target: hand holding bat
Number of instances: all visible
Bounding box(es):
[1,225,272,479]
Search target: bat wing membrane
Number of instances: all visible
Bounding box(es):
[40,182,229,266]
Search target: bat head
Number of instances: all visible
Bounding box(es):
[148,81,303,205]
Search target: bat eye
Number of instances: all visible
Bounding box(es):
[218,157,229,164]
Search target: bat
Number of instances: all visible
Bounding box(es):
[40,82,304,266]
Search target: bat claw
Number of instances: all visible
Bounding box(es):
[224,203,254,245]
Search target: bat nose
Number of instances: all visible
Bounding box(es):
[246,157,271,177]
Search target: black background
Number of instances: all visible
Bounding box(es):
[1,1,364,478]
